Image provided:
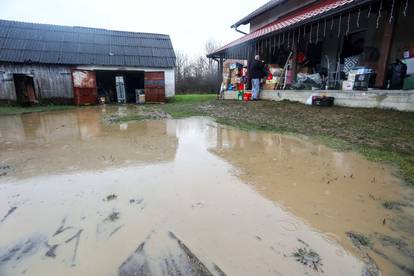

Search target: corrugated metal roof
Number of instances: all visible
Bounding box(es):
[0,20,176,68]
[232,0,287,28]
[211,0,355,56]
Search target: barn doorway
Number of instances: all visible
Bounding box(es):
[95,70,144,104]
[13,74,37,105]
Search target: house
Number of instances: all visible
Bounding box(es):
[0,19,176,105]
[208,0,414,111]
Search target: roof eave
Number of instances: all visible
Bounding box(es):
[231,0,287,28]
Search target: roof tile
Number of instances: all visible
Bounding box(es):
[0,19,175,68]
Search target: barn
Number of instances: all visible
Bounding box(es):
[0,19,176,105]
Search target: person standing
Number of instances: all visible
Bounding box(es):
[249,55,266,101]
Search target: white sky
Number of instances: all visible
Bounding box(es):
[0,0,269,58]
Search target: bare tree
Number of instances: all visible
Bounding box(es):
[175,39,222,94]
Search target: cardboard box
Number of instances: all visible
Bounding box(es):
[231,77,241,83]
[230,69,240,77]
[342,80,354,91]
[263,83,276,90]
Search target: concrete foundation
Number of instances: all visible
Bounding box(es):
[223,90,414,112]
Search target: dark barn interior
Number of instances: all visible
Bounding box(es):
[95,71,144,103]
[13,74,37,105]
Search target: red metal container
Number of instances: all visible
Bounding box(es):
[144,72,166,103]
[243,92,252,102]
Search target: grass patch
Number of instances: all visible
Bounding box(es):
[0,105,76,115]
[172,94,217,103]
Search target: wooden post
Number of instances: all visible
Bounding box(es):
[375,4,399,88]
[291,38,298,84]
[218,55,224,98]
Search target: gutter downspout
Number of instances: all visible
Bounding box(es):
[233,26,247,35]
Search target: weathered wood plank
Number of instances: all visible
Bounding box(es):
[0,63,74,102]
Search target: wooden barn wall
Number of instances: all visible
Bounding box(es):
[0,64,73,103]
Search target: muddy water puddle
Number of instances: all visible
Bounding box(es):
[0,107,413,276]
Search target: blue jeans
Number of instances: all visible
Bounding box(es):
[252,79,260,100]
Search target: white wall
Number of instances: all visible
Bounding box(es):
[223,90,414,112]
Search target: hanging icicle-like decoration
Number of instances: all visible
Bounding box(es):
[282,32,285,45]
[404,0,408,16]
[273,36,276,54]
[376,0,383,29]
[316,21,320,42]
[330,16,334,30]
[287,32,290,48]
[323,18,327,37]
[357,8,361,28]
[278,34,281,48]
[260,40,263,56]
[346,12,351,36]
[303,25,306,39]
[292,31,295,50]
[309,24,313,44]
[337,14,342,37]
[389,0,395,24]
[297,27,300,43]
[367,4,372,18]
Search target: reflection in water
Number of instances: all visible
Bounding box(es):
[0,108,412,276]
[0,107,178,179]
[211,125,414,276]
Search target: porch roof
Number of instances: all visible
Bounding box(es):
[208,0,358,58]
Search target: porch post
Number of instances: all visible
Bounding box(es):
[218,55,224,81]
[291,39,298,84]
[375,4,398,88]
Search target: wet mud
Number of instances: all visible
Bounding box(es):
[119,232,225,276]
[0,106,413,275]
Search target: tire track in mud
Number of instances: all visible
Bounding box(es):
[119,231,226,276]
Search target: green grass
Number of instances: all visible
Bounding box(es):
[172,94,217,103]
[0,105,76,115]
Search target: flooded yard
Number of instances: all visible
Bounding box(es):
[0,106,413,276]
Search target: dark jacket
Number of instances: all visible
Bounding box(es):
[249,60,266,79]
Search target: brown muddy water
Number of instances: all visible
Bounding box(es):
[0,106,413,276]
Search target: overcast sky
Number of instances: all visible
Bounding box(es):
[0,0,269,58]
